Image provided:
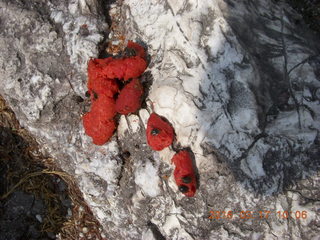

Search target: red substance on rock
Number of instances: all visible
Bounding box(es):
[87,58,119,97]
[83,114,116,145]
[116,78,143,115]
[83,95,117,145]
[88,41,147,82]
[87,76,119,97]
[90,95,116,118]
[172,150,197,197]
[101,57,147,81]
[146,113,174,151]
[87,58,114,80]
[83,41,147,145]
[127,40,146,59]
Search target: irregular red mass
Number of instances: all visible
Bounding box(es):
[90,95,116,118]
[87,58,119,97]
[116,78,143,115]
[101,57,147,81]
[83,94,117,145]
[172,150,197,197]
[88,58,113,80]
[83,114,116,145]
[88,42,147,82]
[83,41,147,145]
[87,76,119,98]
[146,113,174,151]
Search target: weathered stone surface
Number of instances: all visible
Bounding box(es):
[0,0,319,239]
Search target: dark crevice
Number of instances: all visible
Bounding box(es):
[98,0,117,28]
[280,11,302,129]
[115,136,126,188]
[147,221,166,240]
[96,0,117,59]
[234,132,268,165]
[140,71,154,109]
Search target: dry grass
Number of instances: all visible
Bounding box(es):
[0,95,106,240]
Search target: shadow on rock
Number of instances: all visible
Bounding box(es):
[198,0,320,195]
[0,126,71,240]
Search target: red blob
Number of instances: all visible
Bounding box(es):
[87,76,119,98]
[87,58,119,98]
[83,41,147,145]
[90,95,116,119]
[83,114,116,145]
[146,113,174,151]
[88,42,147,82]
[83,95,117,145]
[172,150,197,197]
[101,57,147,81]
[116,78,143,115]
[88,58,114,80]
[127,40,146,59]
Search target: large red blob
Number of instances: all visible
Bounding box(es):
[116,78,143,115]
[88,41,147,82]
[146,113,174,151]
[172,150,197,197]
[83,41,147,145]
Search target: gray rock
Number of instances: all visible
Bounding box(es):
[0,191,44,240]
[0,0,319,239]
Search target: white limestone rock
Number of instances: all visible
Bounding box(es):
[0,0,319,239]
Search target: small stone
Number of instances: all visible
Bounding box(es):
[35,214,42,223]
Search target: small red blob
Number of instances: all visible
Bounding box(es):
[146,113,174,151]
[127,40,146,59]
[115,78,143,115]
[123,57,147,81]
[172,150,197,197]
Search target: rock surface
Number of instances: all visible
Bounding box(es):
[0,0,320,239]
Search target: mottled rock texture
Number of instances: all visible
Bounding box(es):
[0,0,319,239]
